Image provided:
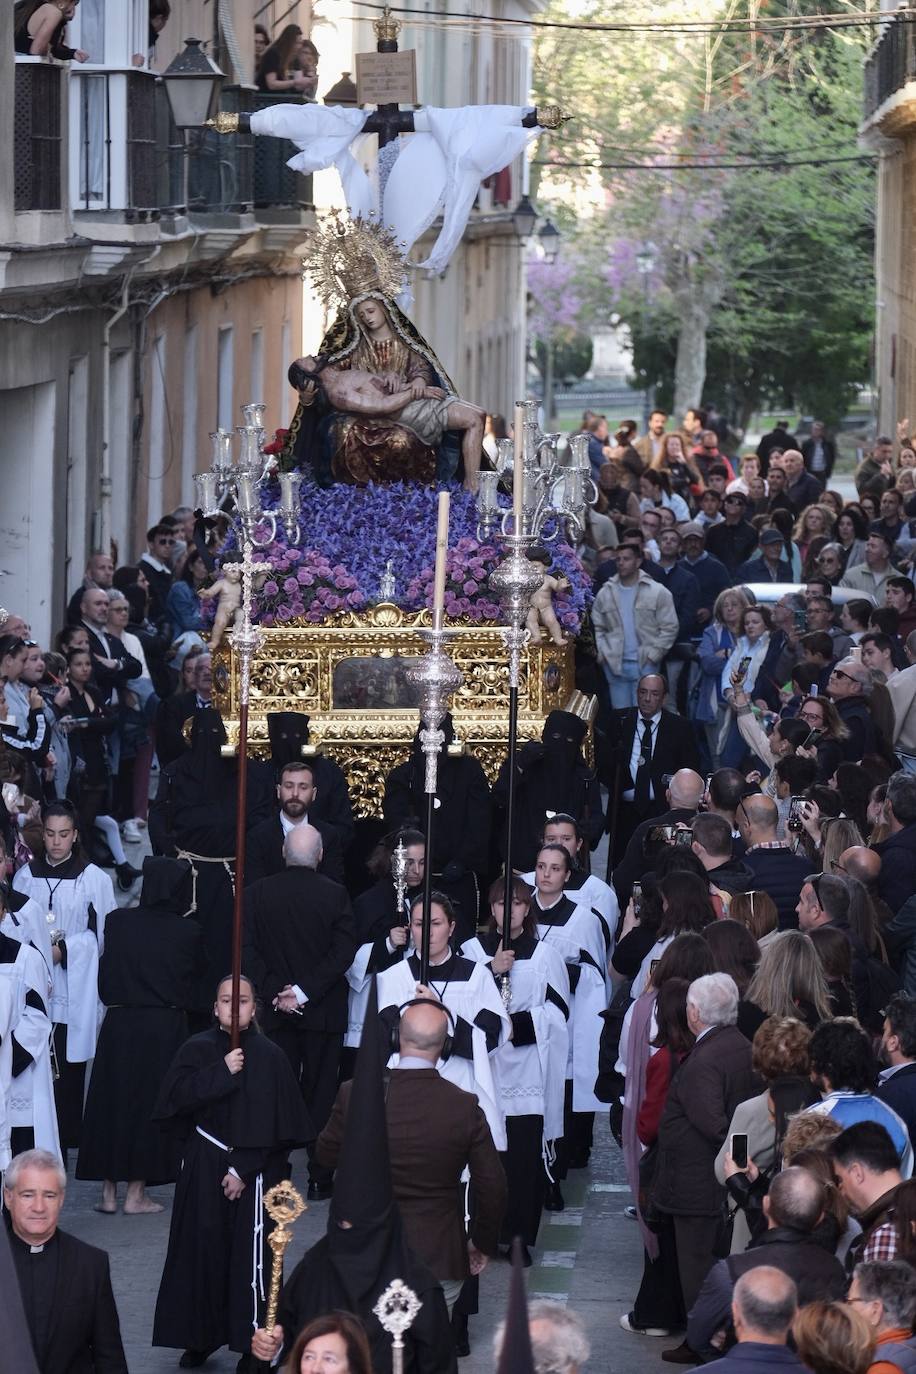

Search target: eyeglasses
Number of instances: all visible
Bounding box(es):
[703,444,717,451]
[831,669,855,682]
[830,859,849,875]
[724,496,745,505]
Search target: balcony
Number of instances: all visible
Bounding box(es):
[251,94,314,212]
[864,14,916,125]
[14,60,63,211]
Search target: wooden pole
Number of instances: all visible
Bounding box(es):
[229,697,248,1051]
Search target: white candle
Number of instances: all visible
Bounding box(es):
[513,401,525,534]
[432,491,450,631]
[236,474,256,513]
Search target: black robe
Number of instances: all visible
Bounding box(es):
[148,724,275,1010]
[275,1218,456,1374]
[493,739,604,872]
[351,878,421,976]
[76,860,203,1184]
[152,1026,311,1355]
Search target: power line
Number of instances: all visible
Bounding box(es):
[352,0,913,37]
[534,152,878,170]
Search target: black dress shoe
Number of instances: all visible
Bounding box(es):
[566,1150,590,1169]
[543,1180,565,1212]
[307,1181,333,1201]
[501,1244,532,1267]
[661,1340,699,1364]
[116,861,142,892]
[451,1313,470,1358]
[178,1352,216,1370]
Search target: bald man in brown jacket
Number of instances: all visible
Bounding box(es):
[316,999,507,1298]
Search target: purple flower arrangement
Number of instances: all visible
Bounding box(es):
[217,480,592,631]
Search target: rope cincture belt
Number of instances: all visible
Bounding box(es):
[174,849,235,911]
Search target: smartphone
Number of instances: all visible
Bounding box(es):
[787,795,805,833]
[674,829,693,848]
[632,881,642,916]
[731,1132,749,1169]
[649,958,660,979]
[794,609,806,631]
[810,684,819,698]
[802,728,824,750]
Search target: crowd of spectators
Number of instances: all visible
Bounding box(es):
[0,508,220,892]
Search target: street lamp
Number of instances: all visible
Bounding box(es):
[511,194,538,241]
[538,218,560,264]
[162,37,224,128]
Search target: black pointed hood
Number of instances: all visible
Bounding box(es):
[496,1238,536,1374]
[139,856,195,914]
[324,978,407,1308]
[267,711,311,771]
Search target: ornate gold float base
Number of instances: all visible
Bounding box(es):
[210,603,575,819]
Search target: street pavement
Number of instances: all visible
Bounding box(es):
[60,802,668,1372]
[61,1116,661,1374]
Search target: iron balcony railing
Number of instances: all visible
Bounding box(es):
[864,13,916,121]
[14,59,62,211]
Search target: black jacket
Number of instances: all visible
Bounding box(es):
[649,561,701,640]
[706,520,759,577]
[878,1063,916,1148]
[785,471,825,515]
[243,813,346,888]
[612,805,699,907]
[654,1024,759,1217]
[744,847,812,928]
[875,826,916,917]
[81,624,141,705]
[242,867,357,1033]
[707,857,755,895]
[608,708,701,818]
[8,1226,127,1373]
[687,1226,846,1356]
[884,894,916,992]
[802,436,837,481]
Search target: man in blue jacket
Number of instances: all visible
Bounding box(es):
[874,772,916,917]
[699,1268,805,1374]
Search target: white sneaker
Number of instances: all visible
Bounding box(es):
[620,1312,674,1338]
[121,820,143,843]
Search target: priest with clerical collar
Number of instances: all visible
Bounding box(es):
[5,1148,127,1373]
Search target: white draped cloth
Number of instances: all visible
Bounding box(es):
[460,938,569,1142]
[13,863,113,1064]
[0,937,60,1162]
[248,102,541,271]
[533,896,610,1114]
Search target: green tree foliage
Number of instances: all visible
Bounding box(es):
[531,0,874,425]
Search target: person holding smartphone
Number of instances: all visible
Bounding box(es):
[719,608,779,769]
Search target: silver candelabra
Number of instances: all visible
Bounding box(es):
[475,405,598,543]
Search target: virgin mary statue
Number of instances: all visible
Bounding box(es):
[283,217,468,487]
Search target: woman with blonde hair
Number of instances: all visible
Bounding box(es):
[792,1302,874,1374]
[793,502,836,556]
[696,587,752,765]
[650,431,704,500]
[744,931,831,1032]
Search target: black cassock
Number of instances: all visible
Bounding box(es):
[148,711,275,1011]
[151,1026,311,1356]
[76,858,203,1185]
[382,717,491,944]
[275,1233,455,1374]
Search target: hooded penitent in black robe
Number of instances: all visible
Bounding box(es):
[493,711,605,872]
[76,857,202,1185]
[148,710,275,1011]
[267,712,355,851]
[382,714,492,944]
[152,1022,311,1357]
[270,984,456,1374]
